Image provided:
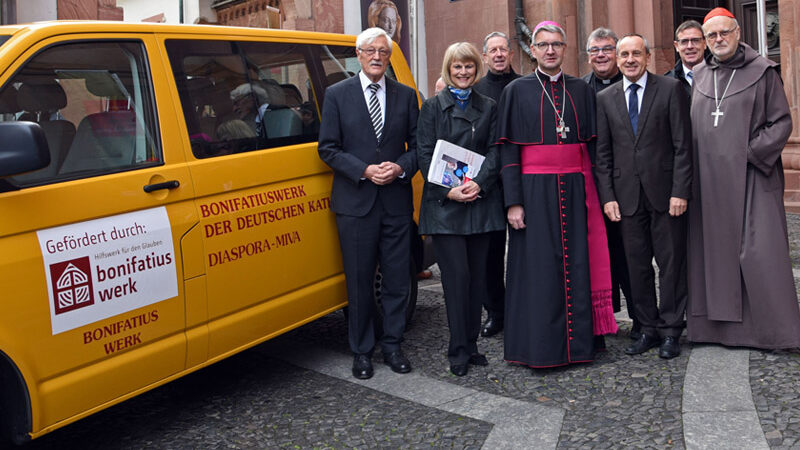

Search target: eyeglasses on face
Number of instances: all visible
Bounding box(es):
[533,41,566,51]
[588,45,615,56]
[705,27,737,41]
[487,47,510,55]
[358,47,390,57]
[676,37,703,47]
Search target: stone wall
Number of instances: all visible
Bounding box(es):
[422,0,676,90]
[57,0,123,20]
[422,0,515,96]
[779,0,800,210]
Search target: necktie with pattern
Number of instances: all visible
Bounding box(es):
[368,83,383,142]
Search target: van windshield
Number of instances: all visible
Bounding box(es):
[0,36,10,47]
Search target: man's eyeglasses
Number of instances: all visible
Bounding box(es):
[676,37,703,47]
[588,45,615,56]
[358,47,390,57]
[487,47,510,55]
[705,27,737,41]
[533,41,566,51]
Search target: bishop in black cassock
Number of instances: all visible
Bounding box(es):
[498,66,617,368]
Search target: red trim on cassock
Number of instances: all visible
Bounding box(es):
[557,174,572,359]
[499,163,520,174]
[505,358,595,369]
[520,143,618,336]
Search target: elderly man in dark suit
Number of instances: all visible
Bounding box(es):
[318,27,419,379]
[595,34,692,359]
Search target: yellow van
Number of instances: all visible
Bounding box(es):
[0,21,422,443]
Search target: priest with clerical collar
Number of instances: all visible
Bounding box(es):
[687,7,800,349]
[582,27,623,94]
[497,20,617,369]
[472,31,521,340]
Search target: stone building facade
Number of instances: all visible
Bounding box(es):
[23,0,800,207]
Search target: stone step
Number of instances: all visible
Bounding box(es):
[785,201,800,214]
[785,169,800,191]
[783,169,800,213]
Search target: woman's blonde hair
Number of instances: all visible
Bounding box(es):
[440,42,483,88]
[217,119,257,141]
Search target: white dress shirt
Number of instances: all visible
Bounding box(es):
[359,71,386,122]
[623,71,648,114]
[683,64,693,86]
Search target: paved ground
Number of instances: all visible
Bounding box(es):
[18,215,800,449]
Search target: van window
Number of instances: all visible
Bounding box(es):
[0,41,161,187]
[318,45,397,90]
[166,39,319,159]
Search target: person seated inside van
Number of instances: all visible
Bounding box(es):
[230,83,269,136]
[213,118,258,156]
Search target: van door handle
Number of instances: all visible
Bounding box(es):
[143,180,180,193]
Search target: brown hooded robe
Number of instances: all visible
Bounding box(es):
[687,43,800,349]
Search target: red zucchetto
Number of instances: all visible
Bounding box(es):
[704,7,735,24]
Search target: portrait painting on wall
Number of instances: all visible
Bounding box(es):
[361,0,409,58]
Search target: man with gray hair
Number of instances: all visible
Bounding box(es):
[318,27,419,379]
[595,33,692,359]
[230,83,270,135]
[473,30,520,338]
[497,21,617,368]
[581,27,636,341]
[582,27,623,94]
[686,7,800,349]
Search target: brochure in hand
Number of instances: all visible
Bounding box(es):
[427,139,485,189]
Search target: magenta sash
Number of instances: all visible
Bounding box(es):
[520,143,617,336]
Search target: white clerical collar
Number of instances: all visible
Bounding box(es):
[623,71,648,92]
[536,68,562,82]
[358,71,386,92]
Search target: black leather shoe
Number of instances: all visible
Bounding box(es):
[468,353,488,366]
[383,351,412,373]
[450,363,468,376]
[352,354,373,379]
[481,317,504,337]
[630,324,643,341]
[594,335,607,352]
[625,334,661,355]
[659,336,681,359]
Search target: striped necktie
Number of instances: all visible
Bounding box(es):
[368,83,383,142]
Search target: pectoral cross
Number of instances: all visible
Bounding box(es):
[556,120,570,139]
[711,108,724,127]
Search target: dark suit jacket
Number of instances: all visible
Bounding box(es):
[318,75,419,217]
[595,72,692,216]
[664,60,692,99]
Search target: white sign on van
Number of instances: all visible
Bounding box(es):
[37,207,178,335]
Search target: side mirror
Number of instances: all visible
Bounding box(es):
[0,121,50,177]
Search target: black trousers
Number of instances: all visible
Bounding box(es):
[620,190,688,338]
[604,217,638,330]
[336,200,411,355]
[482,229,506,319]
[434,233,491,365]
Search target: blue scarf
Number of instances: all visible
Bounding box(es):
[448,86,471,110]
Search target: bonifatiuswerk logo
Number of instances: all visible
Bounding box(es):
[49,256,94,315]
